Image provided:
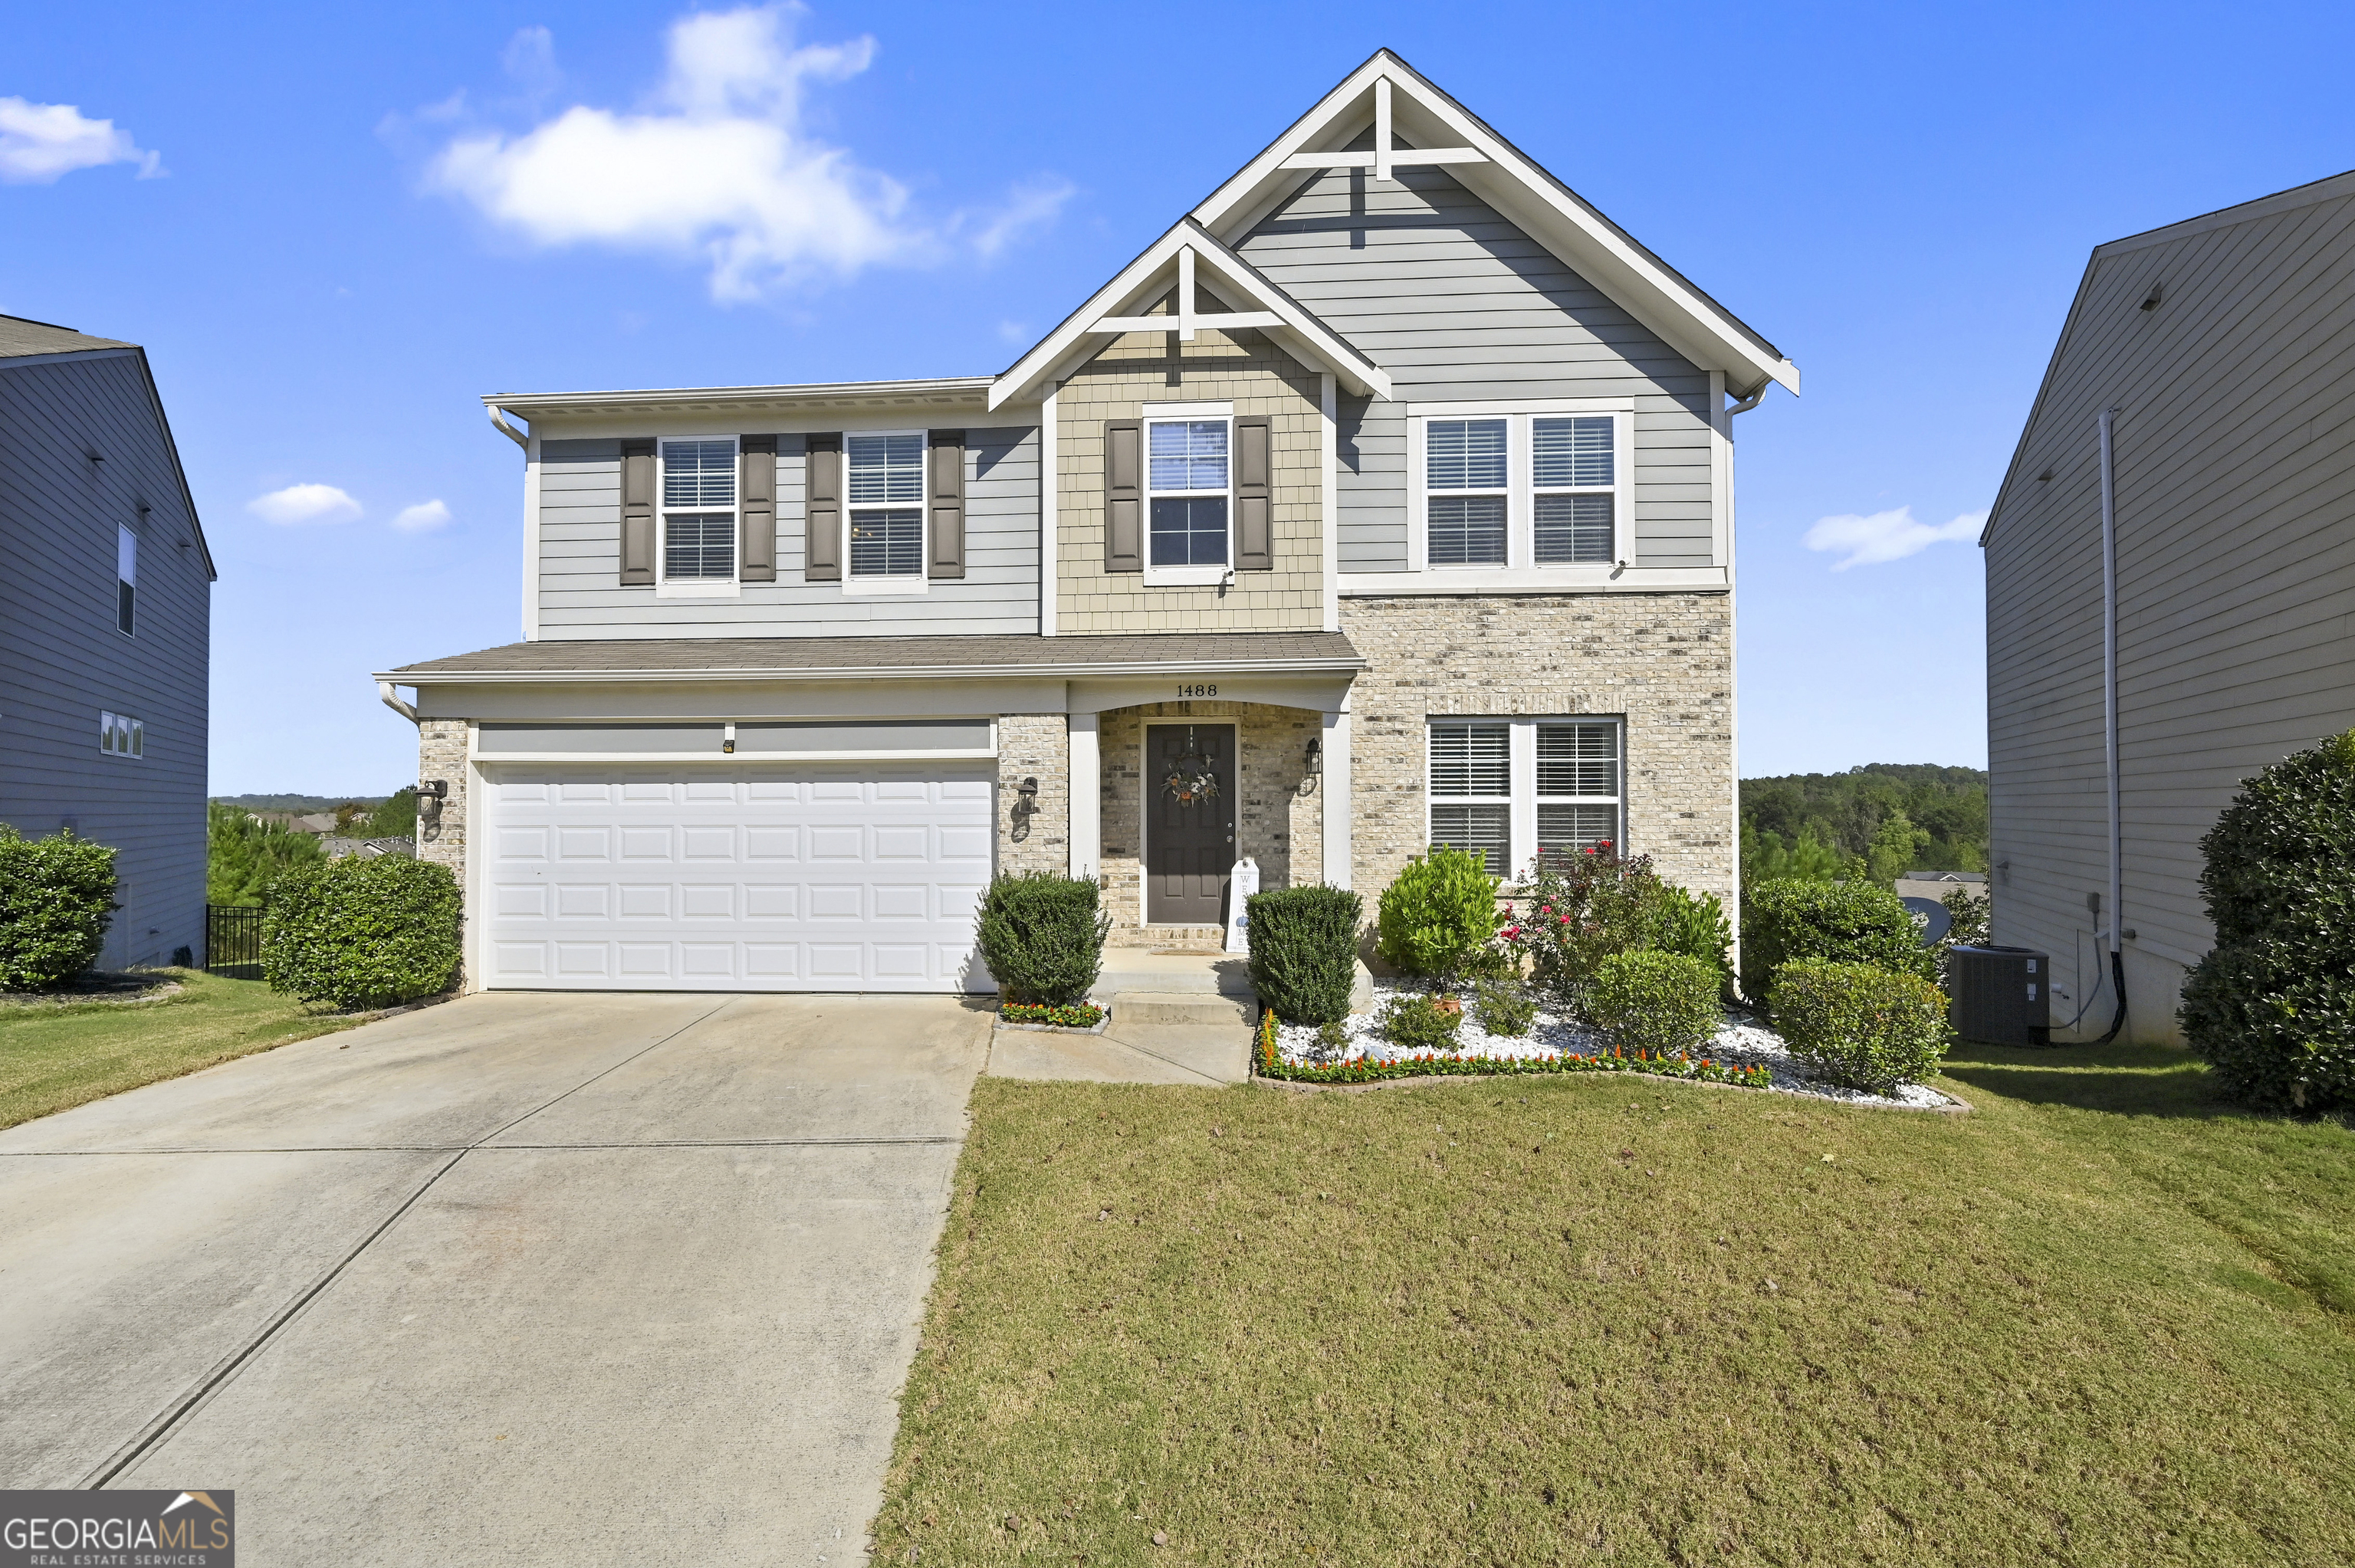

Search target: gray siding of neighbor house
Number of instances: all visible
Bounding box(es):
[1984,175,2355,1044]
[534,427,1040,638]
[1237,159,1718,572]
[0,350,210,970]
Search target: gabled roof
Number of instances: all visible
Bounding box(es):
[0,313,133,359]
[1185,50,1798,399]
[989,218,1391,410]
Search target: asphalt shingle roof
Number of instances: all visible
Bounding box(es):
[0,313,135,360]
[386,631,1362,679]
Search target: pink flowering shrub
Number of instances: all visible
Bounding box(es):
[1502,843,1670,1017]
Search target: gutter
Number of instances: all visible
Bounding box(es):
[372,656,1370,687]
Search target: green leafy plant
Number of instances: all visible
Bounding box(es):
[974,872,1110,1006]
[207,802,327,907]
[1472,976,1537,1037]
[1654,883,1734,990]
[1585,950,1721,1056]
[2179,729,2355,1113]
[1770,959,1952,1094]
[1739,877,1936,1007]
[1375,848,1503,989]
[1502,847,1667,1012]
[1931,886,1992,985]
[262,855,460,1011]
[999,1001,1106,1029]
[0,827,119,990]
[1245,884,1362,1025]
[1314,1019,1350,1055]
[1378,992,1463,1053]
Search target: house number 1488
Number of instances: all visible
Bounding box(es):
[1176,684,1218,699]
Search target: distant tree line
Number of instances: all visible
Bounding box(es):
[206,789,418,907]
[1741,764,1987,888]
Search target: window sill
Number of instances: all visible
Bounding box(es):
[1345,565,1729,594]
[655,579,741,599]
[1144,566,1232,586]
[843,575,931,596]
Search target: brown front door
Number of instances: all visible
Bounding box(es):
[1145,723,1236,925]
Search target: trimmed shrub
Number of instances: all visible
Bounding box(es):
[1503,847,1667,1011]
[0,826,119,990]
[1654,883,1734,989]
[2179,729,2355,1113]
[1378,991,1463,1053]
[1245,884,1362,1025]
[974,872,1109,1006]
[1375,848,1503,988]
[1585,950,1720,1056]
[263,855,461,1010]
[1473,975,1537,1037]
[1740,878,1936,1006]
[1770,959,1951,1094]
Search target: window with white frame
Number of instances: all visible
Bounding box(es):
[1147,417,1230,569]
[99,710,145,759]
[848,432,925,576]
[1427,717,1622,877]
[659,438,737,580]
[1415,407,1626,570]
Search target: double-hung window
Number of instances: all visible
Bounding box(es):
[116,525,137,636]
[1426,717,1623,878]
[659,438,737,582]
[847,432,925,578]
[1146,415,1230,573]
[1414,405,1627,572]
[100,710,144,759]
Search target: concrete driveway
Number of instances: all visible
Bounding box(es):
[0,990,990,1565]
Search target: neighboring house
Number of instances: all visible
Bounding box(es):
[1982,170,2355,1045]
[376,53,1797,995]
[286,812,340,835]
[1894,871,1986,905]
[320,836,415,861]
[0,313,214,971]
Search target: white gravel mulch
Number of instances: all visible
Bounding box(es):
[1273,982,1956,1110]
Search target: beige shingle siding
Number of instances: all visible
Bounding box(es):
[1985,178,2355,1041]
[1055,323,1327,633]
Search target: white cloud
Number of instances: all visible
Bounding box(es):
[425,5,926,300]
[960,175,1077,260]
[249,484,361,526]
[0,97,162,184]
[390,499,452,533]
[1802,506,1987,570]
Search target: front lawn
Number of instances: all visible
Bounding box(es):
[0,969,363,1130]
[877,1044,2355,1566]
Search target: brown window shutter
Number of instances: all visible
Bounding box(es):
[620,438,656,585]
[928,430,965,579]
[805,431,842,581]
[1235,415,1272,569]
[739,435,777,582]
[1105,418,1142,572]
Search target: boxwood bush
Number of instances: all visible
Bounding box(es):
[0,826,119,990]
[1378,991,1462,1053]
[2179,729,2355,1113]
[974,871,1109,1006]
[1740,878,1936,1007]
[1244,884,1361,1025]
[1585,950,1721,1056]
[1770,959,1951,1094]
[263,855,461,1010]
[1375,848,1503,988]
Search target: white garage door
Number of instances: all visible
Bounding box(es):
[481,765,994,992]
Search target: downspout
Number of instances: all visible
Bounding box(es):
[2096,408,2128,1044]
[376,681,418,722]
[1726,383,1769,419]
[488,404,528,449]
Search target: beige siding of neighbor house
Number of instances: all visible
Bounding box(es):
[1985,173,2355,1044]
[1056,316,1326,633]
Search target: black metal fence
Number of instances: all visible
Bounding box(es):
[204,904,264,979]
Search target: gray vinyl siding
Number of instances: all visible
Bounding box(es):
[0,351,210,969]
[534,427,1040,638]
[1984,179,2355,1038]
[1239,162,1717,571]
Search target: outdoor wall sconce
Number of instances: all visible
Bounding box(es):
[1299,736,1322,796]
[1010,776,1040,841]
[419,779,449,839]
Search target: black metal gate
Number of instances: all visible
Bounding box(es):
[204,904,264,979]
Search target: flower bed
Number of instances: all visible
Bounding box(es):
[1256,982,1956,1107]
[999,1001,1107,1030]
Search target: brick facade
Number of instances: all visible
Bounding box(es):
[1338,592,1736,904]
[994,712,1070,876]
[1056,320,1325,634]
[414,717,471,989]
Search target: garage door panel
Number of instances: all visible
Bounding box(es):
[485,763,992,992]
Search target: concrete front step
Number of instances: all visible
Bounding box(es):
[1089,950,1254,1000]
[1112,991,1255,1027]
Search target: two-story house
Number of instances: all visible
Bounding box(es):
[376,53,1796,995]
[0,313,214,971]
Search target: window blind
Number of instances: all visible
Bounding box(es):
[1427,418,1507,490]
[848,434,925,504]
[1537,723,1619,795]
[1427,722,1510,796]
[662,440,736,508]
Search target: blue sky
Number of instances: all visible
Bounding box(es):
[8,1,2354,795]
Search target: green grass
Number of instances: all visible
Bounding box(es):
[0,969,363,1130]
[878,1043,2355,1566]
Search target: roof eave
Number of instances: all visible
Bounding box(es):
[483,376,1002,425]
[378,654,1369,686]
